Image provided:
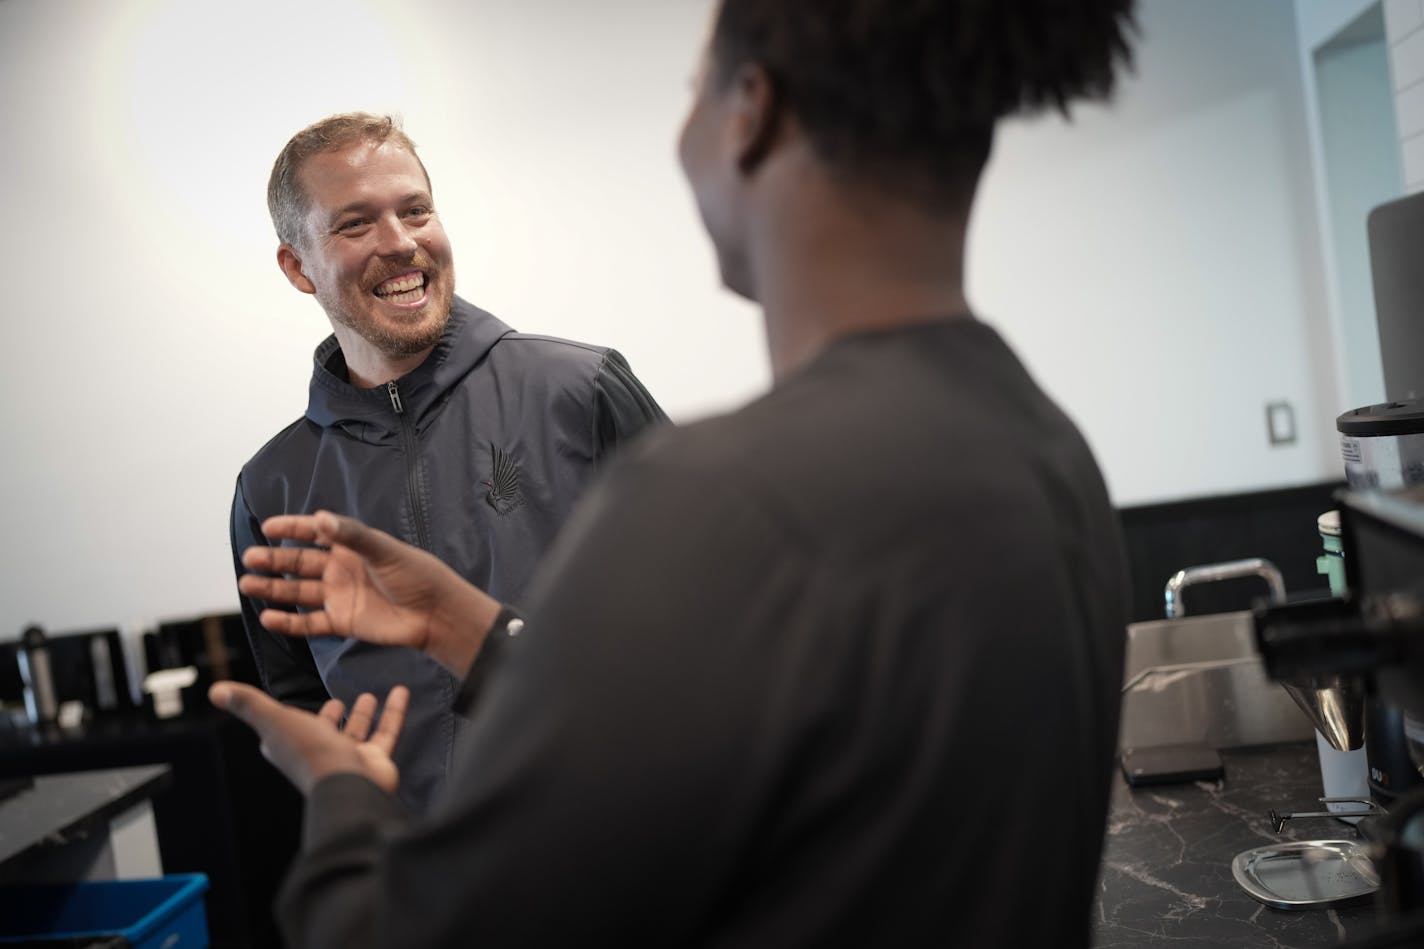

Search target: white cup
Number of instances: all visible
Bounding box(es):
[1315,729,1371,823]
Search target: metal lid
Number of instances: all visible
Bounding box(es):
[1337,398,1424,436]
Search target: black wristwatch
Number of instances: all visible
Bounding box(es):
[453,606,525,712]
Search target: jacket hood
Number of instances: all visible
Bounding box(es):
[305,296,513,431]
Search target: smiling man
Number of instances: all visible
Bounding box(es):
[232,113,666,814]
[276,138,455,383]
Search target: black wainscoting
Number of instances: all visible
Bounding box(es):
[1117,481,1346,623]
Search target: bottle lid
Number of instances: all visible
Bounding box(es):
[1318,510,1341,537]
[1337,399,1424,436]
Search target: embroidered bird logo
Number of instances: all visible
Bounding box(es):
[483,446,524,515]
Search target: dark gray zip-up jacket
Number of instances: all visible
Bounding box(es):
[231,296,666,812]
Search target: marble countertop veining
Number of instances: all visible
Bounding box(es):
[1093,743,1383,948]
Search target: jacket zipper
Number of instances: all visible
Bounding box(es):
[388,381,431,551]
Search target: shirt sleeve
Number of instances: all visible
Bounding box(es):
[276,773,409,948]
[231,478,330,713]
[274,455,809,948]
[590,349,668,459]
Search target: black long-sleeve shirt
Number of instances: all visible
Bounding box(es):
[278,317,1129,947]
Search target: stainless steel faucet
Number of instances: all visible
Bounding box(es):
[1164,558,1287,618]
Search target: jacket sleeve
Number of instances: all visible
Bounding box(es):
[591,349,668,460]
[231,477,330,713]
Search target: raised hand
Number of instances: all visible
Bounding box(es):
[238,510,500,677]
[209,681,409,796]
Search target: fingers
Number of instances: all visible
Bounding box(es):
[318,698,345,727]
[260,511,369,551]
[309,510,413,567]
[238,573,328,610]
[257,514,326,545]
[344,693,378,741]
[370,686,410,756]
[241,545,330,578]
[256,607,334,638]
[255,512,415,569]
[239,546,329,613]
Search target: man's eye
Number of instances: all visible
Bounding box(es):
[336,219,367,233]
[405,207,432,219]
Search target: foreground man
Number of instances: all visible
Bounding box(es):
[233,113,665,813]
[219,1,1135,944]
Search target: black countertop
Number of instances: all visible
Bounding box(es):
[0,709,301,948]
[1094,742,1392,947]
[0,764,171,874]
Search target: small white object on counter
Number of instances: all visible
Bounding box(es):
[142,666,198,719]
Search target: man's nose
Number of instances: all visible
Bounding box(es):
[374,214,419,256]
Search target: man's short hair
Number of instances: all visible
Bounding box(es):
[267,113,431,248]
[709,0,1136,208]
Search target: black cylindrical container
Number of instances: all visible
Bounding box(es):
[1366,698,1424,802]
[16,625,58,725]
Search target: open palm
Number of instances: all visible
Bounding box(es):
[210,681,408,796]
[237,511,499,676]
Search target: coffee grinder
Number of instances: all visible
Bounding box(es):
[1254,486,1424,927]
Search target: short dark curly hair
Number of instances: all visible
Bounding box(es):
[709,0,1136,207]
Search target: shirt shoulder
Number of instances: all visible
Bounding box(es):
[614,319,1111,557]
[239,414,321,486]
[474,333,622,409]
[489,332,612,378]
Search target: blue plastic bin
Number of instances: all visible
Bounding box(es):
[0,874,208,948]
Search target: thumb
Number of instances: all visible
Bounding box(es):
[315,510,410,566]
[209,681,283,730]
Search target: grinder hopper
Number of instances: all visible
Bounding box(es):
[1281,675,1368,752]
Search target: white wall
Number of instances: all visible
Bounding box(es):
[1383,0,1424,189]
[973,0,1338,503]
[0,0,1343,638]
[1312,15,1400,411]
[1293,0,1424,428]
[0,0,744,640]
[1298,0,1380,48]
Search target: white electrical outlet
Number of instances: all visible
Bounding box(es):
[1266,400,1296,446]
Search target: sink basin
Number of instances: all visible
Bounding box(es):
[1120,610,1314,750]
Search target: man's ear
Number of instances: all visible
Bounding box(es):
[729,63,783,174]
[277,244,317,295]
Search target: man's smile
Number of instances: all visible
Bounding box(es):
[373,270,429,306]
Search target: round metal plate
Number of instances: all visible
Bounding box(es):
[1231,839,1379,910]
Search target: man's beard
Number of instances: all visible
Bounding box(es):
[323,272,455,358]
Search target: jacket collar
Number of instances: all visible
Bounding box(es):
[305,296,513,429]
